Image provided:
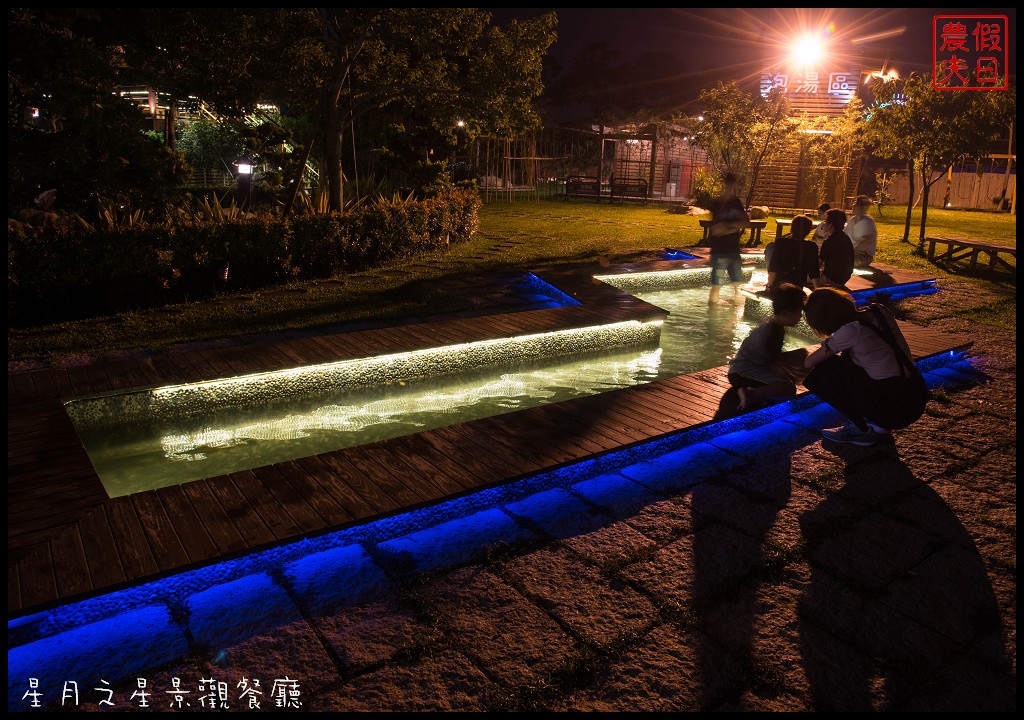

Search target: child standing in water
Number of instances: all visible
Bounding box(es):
[729,283,807,411]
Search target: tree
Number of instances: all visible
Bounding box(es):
[794,98,869,207]
[679,81,795,208]
[8,9,555,216]
[865,73,1016,244]
[7,9,189,213]
[273,8,556,215]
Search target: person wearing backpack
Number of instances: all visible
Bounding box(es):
[802,287,929,446]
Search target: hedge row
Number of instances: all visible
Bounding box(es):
[8,187,482,326]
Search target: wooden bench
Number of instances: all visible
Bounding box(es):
[699,219,768,246]
[925,236,1016,276]
[775,217,821,239]
[564,175,602,201]
[609,178,649,205]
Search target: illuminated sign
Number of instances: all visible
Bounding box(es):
[933,15,1009,90]
[760,69,859,103]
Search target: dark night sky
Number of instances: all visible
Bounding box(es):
[489,8,1017,81]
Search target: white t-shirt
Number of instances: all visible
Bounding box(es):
[846,213,877,258]
[812,220,828,248]
[827,310,910,380]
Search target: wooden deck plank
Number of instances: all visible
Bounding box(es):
[45,367,78,399]
[52,524,94,599]
[76,507,129,590]
[302,334,356,363]
[430,423,549,476]
[358,437,466,498]
[529,414,623,455]
[13,543,56,612]
[288,337,353,365]
[191,348,246,380]
[229,470,304,541]
[130,491,192,572]
[249,342,303,373]
[412,429,512,486]
[64,365,101,397]
[469,412,594,466]
[148,351,203,387]
[155,485,221,563]
[169,348,221,383]
[337,445,431,509]
[266,339,315,368]
[249,465,329,535]
[385,432,492,492]
[110,358,160,392]
[9,562,21,615]
[629,383,713,427]
[490,405,617,456]
[270,458,361,526]
[179,480,249,555]
[310,329,370,358]
[576,391,681,437]
[600,401,682,438]
[11,370,40,398]
[542,399,653,445]
[203,475,277,549]
[296,452,395,519]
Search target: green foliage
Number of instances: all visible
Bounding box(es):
[7,10,192,215]
[72,201,148,232]
[8,224,175,325]
[286,8,554,211]
[177,119,242,171]
[794,99,869,206]
[689,168,721,211]
[865,72,1016,242]
[192,193,247,222]
[294,187,332,216]
[287,214,356,279]
[873,170,901,218]
[681,82,796,207]
[8,186,482,325]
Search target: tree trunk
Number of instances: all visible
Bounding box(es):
[165,101,178,150]
[919,169,930,246]
[281,54,352,219]
[324,97,345,212]
[902,159,914,243]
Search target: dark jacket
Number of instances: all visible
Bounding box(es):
[819,231,854,286]
[768,235,820,288]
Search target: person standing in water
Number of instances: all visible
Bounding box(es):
[707,172,748,306]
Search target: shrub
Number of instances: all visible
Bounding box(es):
[288,214,355,279]
[689,167,722,210]
[8,184,481,325]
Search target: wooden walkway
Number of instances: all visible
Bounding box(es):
[7,257,972,617]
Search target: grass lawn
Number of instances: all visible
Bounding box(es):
[7,200,1016,365]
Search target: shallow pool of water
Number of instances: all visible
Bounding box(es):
[67,272,818,497]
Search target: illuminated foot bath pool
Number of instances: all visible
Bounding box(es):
[66,265,819,497]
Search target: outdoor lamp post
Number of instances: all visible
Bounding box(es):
[235,155,254,209]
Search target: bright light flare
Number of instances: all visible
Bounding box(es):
[791,34,824,66]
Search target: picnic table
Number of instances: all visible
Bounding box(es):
[774,217,821,239]
[925,236,1016,276]
[699,219,767,246]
